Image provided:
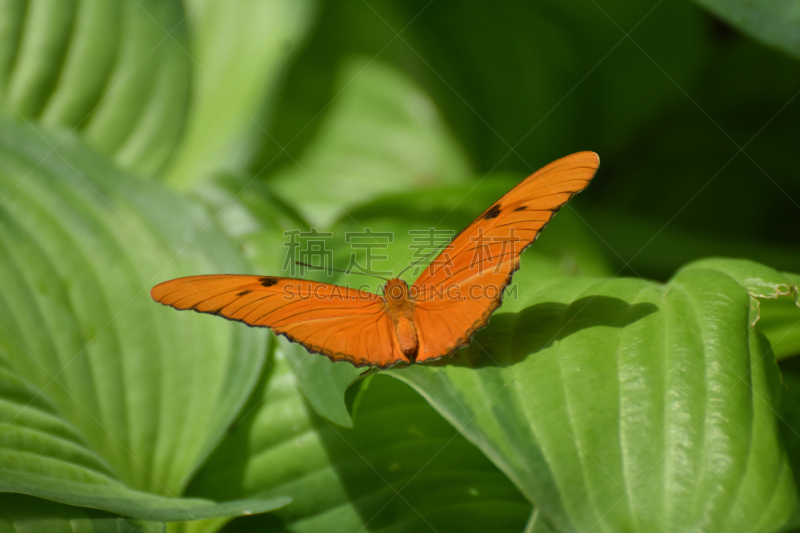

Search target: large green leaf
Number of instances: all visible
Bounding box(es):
[679,259,800,360]
[525,509,558,533]
[387,261,799,532]
[0,0,190,177]
[777,358,800,531]
[184,340,530,532]
[693,0,800,61]
[760,292,800,361]
[0,0,316,182]
[164,0,317,186]
[680,258,799,305]
[0,119,285,519]
[0,493,164,533]
[268,57,471,228]
[190,171,309,276]
[0,354,287,521]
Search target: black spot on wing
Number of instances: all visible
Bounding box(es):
[483,204,502,219]
[238,289,253,296]
[260,277,278,287]
[514,205,526,212]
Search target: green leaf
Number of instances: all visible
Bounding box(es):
[0,493,165,533]
[0,0,191,177]
[524,509,558,533]
[163,0,317,186]
[0,335,287,521]
[777,358,800,531]
[268,58,471,228]
[680,259,800,360]
[388,263,798,532]
[184,344,531,532]
[190,171,309,275]
[760,293,800,361]
[166,518,230,533]
[284,340,361,428]
[693,0,800,61]
[0,0,317,181]
[678,258,799,302]
[0,119,285,519]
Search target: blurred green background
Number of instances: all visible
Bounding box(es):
[0,1,799,532]
[256,0,800,281]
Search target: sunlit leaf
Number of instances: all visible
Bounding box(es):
[163,0,317,186]
[0,0,190,177]
[0,119,283,519]
[390,262,799,532]
[680,259,800,360]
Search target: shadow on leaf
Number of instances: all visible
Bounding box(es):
[439,295,659,368]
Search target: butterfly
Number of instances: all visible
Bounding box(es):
[151,152,599,368]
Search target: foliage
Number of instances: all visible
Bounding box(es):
[0,1,799,532]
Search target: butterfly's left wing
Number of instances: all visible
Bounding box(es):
[151,275,407,367]
[411,152,600,362]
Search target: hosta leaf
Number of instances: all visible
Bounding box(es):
[0,119,282,519]
[680,259,800,359]
[166,518,230,533]
[0,331,287,521]
[389,262,799,532]
[777,359,800,531]
[163,0,317,186]
[190,171,309,276]
[760,293,800,361]
[268,57,471,228]
[0,493,164,533]
[0,0,190,177]
[679,258,799,302]
[184,341,530,532]
[524,509,558,533]
[285,341,362,428]
[0,0,316,181]
[693,0,800,61]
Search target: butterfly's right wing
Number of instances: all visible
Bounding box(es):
[151,275,407,367]
[412,152,599,362]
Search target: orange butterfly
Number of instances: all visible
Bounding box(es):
[151,152,599,368]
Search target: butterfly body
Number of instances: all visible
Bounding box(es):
[384,278,419,361]
[151,152,600,368]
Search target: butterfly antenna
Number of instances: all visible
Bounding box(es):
[396,246,445,278]
[295,262,390,282]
